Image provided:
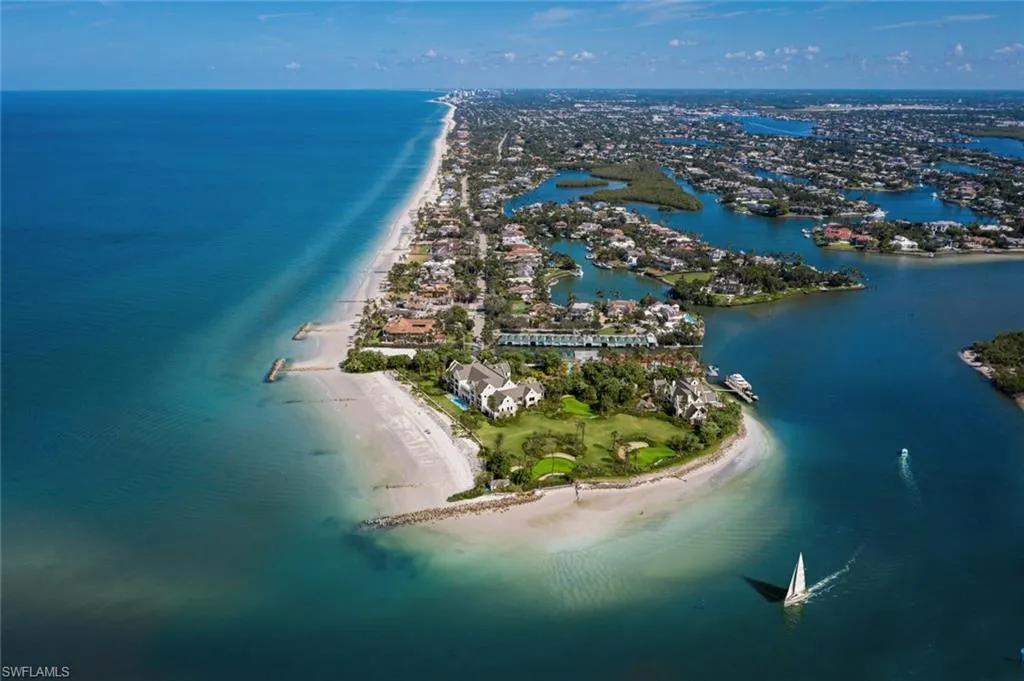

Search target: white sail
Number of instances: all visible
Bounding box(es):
[784,553,807,606]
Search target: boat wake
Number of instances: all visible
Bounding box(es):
[898,455,921,506]
[803,544,864,602]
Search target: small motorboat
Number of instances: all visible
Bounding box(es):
[900,448,909,458]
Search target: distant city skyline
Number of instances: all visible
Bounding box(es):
[2,1,1023,90]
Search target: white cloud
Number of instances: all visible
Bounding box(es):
[724,51,747,60]
[806,45,820,54]
[619,0,699,27]
[258,12,310,23]
[423,48,438,58]
[503,51,516,63]
[953,43,964,58]
[668,38,697,47]
[572,50,596,62]
[753,50,766,61]
[776,46,799,56]
[994,42,1023,55]
[887,50,911,66]
[284,61,301,70]
[957,63,972,72]
[873,14,995,31]
[546,50,565,64]
[373,61,387,71]
[531,7,578,28]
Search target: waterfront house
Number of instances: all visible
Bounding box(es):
[653,377,722,424]
[443,359,544,419]
[606,299,638,317]
[823,225,853,242]
[890,235,919,251]
[382,318,443,344]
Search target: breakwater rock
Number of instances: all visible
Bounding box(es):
[358,492,541,530]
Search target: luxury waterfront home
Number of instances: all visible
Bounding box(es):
[443,359,544,418]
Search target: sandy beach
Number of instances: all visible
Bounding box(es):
[415,411,771,549]
[289,98,481,515]
[295,99,456,367]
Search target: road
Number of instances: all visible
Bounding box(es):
[496,131,508,162]
[472,230,488,341]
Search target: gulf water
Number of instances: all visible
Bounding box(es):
[3,92,1024,681]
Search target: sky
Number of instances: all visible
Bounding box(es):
[2,1,1023,90]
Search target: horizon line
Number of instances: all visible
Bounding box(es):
[4,87,1024,93]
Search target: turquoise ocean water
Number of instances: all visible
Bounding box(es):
[3,92,1024,681]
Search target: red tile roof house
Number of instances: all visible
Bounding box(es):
[823,225,853,242]
[381,318,443,344]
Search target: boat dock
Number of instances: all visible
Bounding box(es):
[722,373,759,403]
[265,358,286,383]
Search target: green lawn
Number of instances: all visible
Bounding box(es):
[712,284,865,307]
[413,378,465,421]
[531,457,576,479]
[658,271,713,286]
[634,444,675,467]
[824,242,857,251]
[476,410,690,470]
[561,395,593,416]
[511,300,528,314]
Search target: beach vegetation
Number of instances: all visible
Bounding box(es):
[342,349,389,373]
[386,261,421,295]
[969,330,1024,397]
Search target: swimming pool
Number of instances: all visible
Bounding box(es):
[447,395,470,411]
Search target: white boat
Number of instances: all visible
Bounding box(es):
[706,365,719,377]
[900,448,909,458]
[931,192,938,200]
[783,553,808,607]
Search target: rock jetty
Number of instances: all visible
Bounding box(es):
[358,492,541,530]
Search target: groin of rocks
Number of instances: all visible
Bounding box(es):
[358,492,542,530]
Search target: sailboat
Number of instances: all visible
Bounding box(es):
[783,553,808,607]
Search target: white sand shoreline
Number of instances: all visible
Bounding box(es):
[288,97,481,516]
[405,410,772,550]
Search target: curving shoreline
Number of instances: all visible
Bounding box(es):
[357,410,770,546]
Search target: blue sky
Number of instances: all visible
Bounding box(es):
[2,1,1022,89]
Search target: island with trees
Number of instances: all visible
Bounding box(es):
[569,162,704,211]
[963,127,1024,141]
[960,330,1024,409]
[555,178,609,189]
